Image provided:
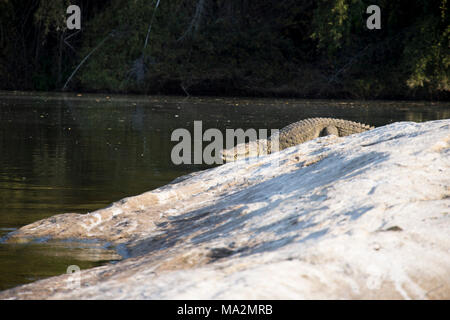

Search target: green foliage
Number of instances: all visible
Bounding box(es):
[0,0,448,99]
[404,13,449,91]
[34,0,70,35]
[310,0,449,97]
[76,0,302,94]
[311,0,350,53]
[77,0,166,91]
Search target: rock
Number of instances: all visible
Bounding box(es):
[1,120,449,299]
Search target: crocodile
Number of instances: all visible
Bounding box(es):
[221,117,374,161]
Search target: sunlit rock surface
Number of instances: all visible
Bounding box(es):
[1,119,449,299]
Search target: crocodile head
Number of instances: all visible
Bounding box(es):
[220,139,270,162]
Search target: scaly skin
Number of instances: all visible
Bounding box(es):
[221,117,374,161]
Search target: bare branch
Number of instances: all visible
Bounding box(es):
[177,0,206,42]
[62,31,114,90]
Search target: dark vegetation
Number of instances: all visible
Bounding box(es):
[0,0,448,99]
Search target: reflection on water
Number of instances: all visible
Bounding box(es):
[0,229,120,291]
[0,91,449,291]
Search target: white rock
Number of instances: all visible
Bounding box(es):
[1,119,449,299]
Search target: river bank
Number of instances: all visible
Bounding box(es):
[1,119,449,299]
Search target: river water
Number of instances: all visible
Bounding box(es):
[0,91,448,291]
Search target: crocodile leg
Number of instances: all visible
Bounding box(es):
[319,126,339,137]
